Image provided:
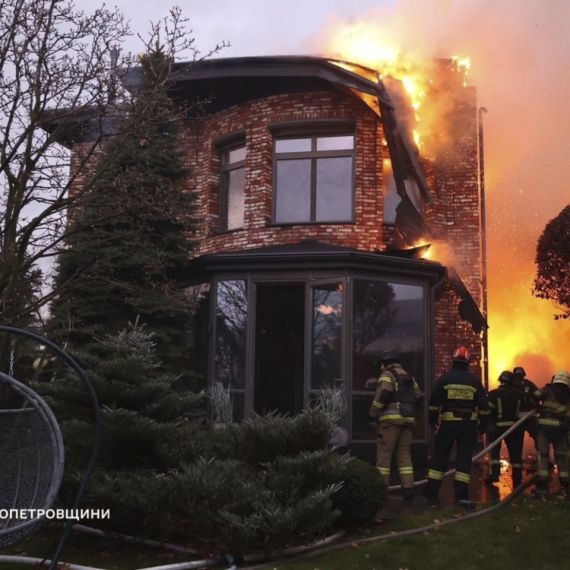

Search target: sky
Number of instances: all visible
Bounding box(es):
[82,0,570,384]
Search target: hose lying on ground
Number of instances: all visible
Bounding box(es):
[237,473,539,570]
[0,556,106,570]
[0,411,538,570]
[389,409,538,491]
[72,523,199,555]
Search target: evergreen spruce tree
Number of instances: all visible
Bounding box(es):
[41,41,382,553]
[39,319,205,537]
[49,45,197,378]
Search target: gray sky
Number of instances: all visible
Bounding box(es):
[100,0,392,59]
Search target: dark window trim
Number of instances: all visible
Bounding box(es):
[268,118,356,138]
[272,130,356,224]
[213,129,246,149]
[217,135,246,232]
[208,268,431,440]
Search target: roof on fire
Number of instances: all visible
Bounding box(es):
[41,54,433,207]
[122,55,391,112]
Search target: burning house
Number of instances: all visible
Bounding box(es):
[55,55,488,466]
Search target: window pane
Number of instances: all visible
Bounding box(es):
[230,392,245,423]
[226,166,245,230]
[405,179,423,216]
[316,135,354,151]
[351,394,377,441]
[351,279,426,440]
[275,138,311,153]
[185,283,211,391]
[215,280,248,389]
[223,146,246,165]
[275,159,311,223]
[316,157,352,221]
[311,283,343,390]
[383,158,400,224]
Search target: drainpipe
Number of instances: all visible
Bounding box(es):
[429,270,446,453]
[430,270,446,382]
[478,107,489,390]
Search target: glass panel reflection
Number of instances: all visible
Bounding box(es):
[275,159,311,223]
[352,279,425,441]
[275,138,312,153]
[226,167,245,230]
[316,157,352,221]
[223,146,246,165]
[311,282,342,390]
[316,135,354,151]
[383,158,400,224]
[184,283,211,391]
[351,394,377,441]
[231,392,245,423]
[215,280,248,389]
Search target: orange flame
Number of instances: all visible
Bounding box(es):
[319,24,468,154]
[313,7,570,390]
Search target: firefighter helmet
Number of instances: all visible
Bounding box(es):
[552,370,570,387]
[452,346,471,363]
[499,371,514,385]
[513,366,526,378]
[377,350,399,365]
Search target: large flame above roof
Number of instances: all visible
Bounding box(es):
[309,2,570,388]
[323,31,470,155]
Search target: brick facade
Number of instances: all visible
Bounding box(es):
[185,90,389,256]
[65,58,485,389]
[178,81,484,383]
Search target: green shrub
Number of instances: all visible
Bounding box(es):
[159,410,349,554]
[331,458,386,527]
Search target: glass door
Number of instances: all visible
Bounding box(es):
[305,279,348,409]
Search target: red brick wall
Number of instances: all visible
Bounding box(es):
[184,90,390,255]
[66,78,484,384]
[428,83,483,380]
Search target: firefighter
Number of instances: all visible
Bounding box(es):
[513,366,541,447]
[485,371,525,487]
[424,346,490,503]
[534,370,570,496]
[369,350,423,500]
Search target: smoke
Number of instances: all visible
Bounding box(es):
[306,0,570,384]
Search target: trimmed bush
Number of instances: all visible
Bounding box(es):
[332,458,387,526]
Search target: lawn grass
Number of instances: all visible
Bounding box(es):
[1,495,569,569]
[262,495,570,570]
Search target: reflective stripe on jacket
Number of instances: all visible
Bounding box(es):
[428,363,489,423]
[488,385,523,428]
[369,363,423,426]
[537,384,570,429]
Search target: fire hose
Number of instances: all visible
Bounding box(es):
[237,473,538,570]
[388,408,538,491]
[0,410,540,570]
[137,410,542,570]
[236,410,542,570]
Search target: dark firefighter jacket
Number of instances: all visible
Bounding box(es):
[428,362,490,426]
[488,384,524,428]
[369,363,423,426]
[537,383,570,429]
[518,378,541,415]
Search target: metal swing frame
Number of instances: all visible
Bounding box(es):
[0,326,101,570]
